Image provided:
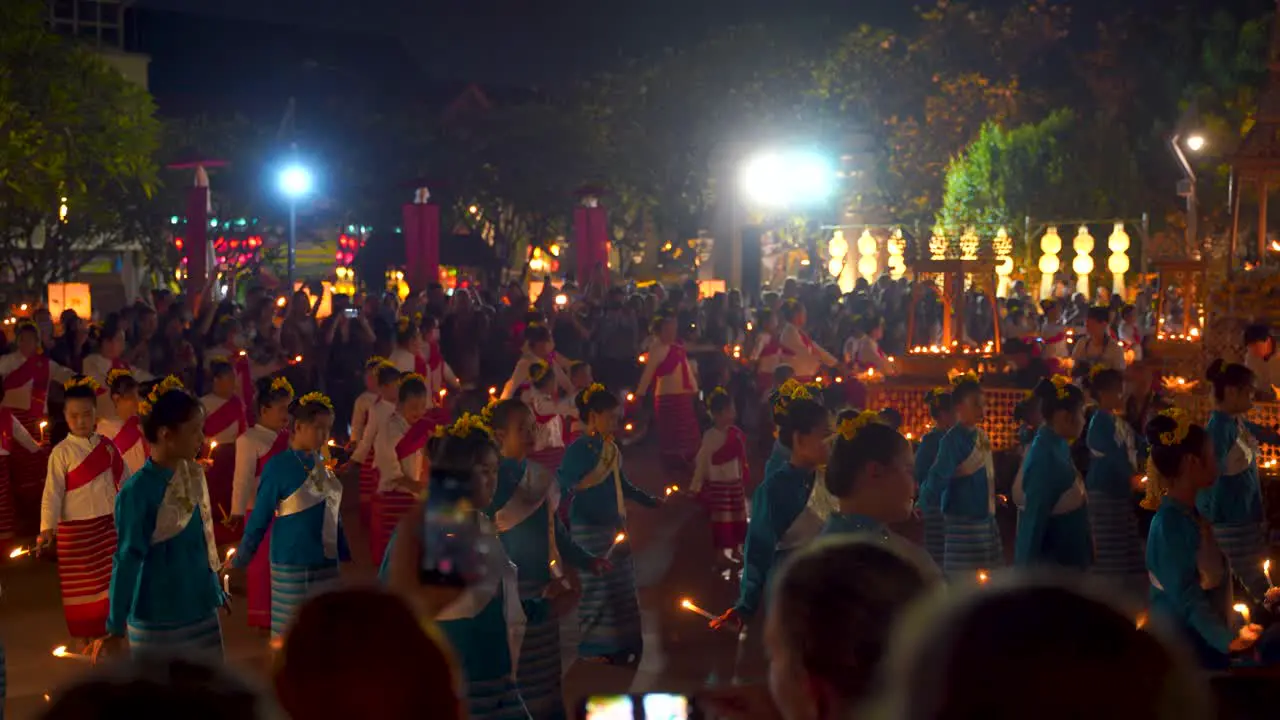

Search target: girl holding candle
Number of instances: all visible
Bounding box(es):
[822,410,914,541]
[915,388,954,565]
[1084,366,1146,594]
[1200,359,1280,603]
[201,359,248,546]
[713,388,832,631]
[690,387,749,561]
[203,317,267,422]
[776,299,839,383]
[488,398,607,720]
[371,373,433,565]
[38,376,125,642]
[1143,408,1262,668]
[1013,376,1092,570]
[0,380,42,544]
[419,314,460,424]
[349,360,400,526]
[927,372,1001,579]
[230,376,293,631]
[558,384,659,665]
[234,392,348,641]
[96,370,148,479]
[104,377,228,660]
[520,360,576,475]
[633,314,701,469]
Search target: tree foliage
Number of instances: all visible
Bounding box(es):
[0,0,162,295]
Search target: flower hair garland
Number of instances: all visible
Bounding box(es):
[106,368,134,387]
[709,386,729,399]
[1087,364,1109,381]
[529,361,551,384]
[1157,407,1191,446]
[297,392,334,411]
[365,356,392,371]
[400,372,426,387]
[1049,374,1073,400]
[140,375,186,417]
[581,382,606,404]
[948,369,980,386]
[443,412,492,439]
[63,375,100,392]
[270,376,295,399]
[837,410,881,442]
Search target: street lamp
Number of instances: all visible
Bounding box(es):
[1169,133,1204,255]
[1185,134,1206,153]
[741,150,835,209]
[278,163,313,291]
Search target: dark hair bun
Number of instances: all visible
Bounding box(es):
[1205,358,1227,383]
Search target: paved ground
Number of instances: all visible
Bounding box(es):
[0,431,768,719]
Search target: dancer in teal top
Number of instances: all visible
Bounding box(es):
[103,376,228,661]
[487,399,607,720]
[1199,359,1280,602]
[821,409,915,543]
[915,388,953,564]
[1084,366,1144,591]
[1014,376,1091,570]
[558,384,660,666]
[712,383,830,632]
[234,392,349,640]
[927,373,1001,579]
[1142,408,1262,668]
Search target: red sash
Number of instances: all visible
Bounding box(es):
[204,396,248,439]
[781,327,816,357]
[66,437,125,492]
[231,351,256,419]
[3,353,50,413]
[396,418,434,460]
[426,341,444,372]
[653,343,693,390]
[412,353,427,377]
[256,431,289,476]
[759,336,782,358]
[113,415,148,458]
[0,408,12,452]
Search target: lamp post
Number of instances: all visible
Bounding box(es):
[1170,133,1205,255]
[740,149,835,279]
[278,163,313,291]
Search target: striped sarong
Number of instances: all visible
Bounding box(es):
[942,516,1002,580]
[269,563,341,639]
[56,514,116,638]
[358,459,378,526]
[922,509,946,567]
[246,517,272,630]
[1213,521,1269,601]
[655,394,699,465]
[1089,494,1145,597]
[127,613,223,661]
[572,524,642,664]
[371,490,415,566]
[705,478,747,550]
[515,579,564,720]
[0,456,14,542]
[466,676,531,720]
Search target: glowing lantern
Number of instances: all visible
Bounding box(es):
[887,229,906,280]
[959,227,979,261]
[1072,226,1096,298]
[993,227,1014,297]
[828,229,853,293]
[1107,223,1130,295]
[929,227,947,260]
[1038,226,1062,299]
[827,230,849,259]
[856,229,878,282]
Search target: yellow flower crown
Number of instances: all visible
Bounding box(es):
[709,386,729,399]
[836,410,882,442]
[396,316,412,332]
[63,375,100,392]
[297,391,334,411]
[788,381,822,401]
[948,369,980,386]
[1157,407,1191,447]
[480,398,500,425]
[365,356,391,371]
[1087,363,1109,380]
[106,368,134,387]
[581,382,606,405]
[400,372,427,387]
[14,319,37,334]
[140,375,186,417]
[270,376,295,399]
[925,387,950,404]
[1049,374,1072,400]
[529,360,551,384]
[776,378,803,398]
[437,412,492,440]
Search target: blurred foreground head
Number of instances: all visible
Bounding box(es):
[767,536,941,720]
[874,577,1209,720]
[275,587,463,720]
[42,656,274,720]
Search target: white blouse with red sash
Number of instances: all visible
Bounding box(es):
[389,348,441,409]
[205,346,258,413]
[521,388,576,452]
[231,424,289,516]
[40,434,124,531]
[201,393,248,446]
[375,413,430,492]
[421,340,458,396]
[0,408,41,457]
[83,354,153,418]
[0,350,73,417]
[96,415,149,479]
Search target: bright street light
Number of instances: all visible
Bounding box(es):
[1185,134,1206,152]
[741,150,835,208]
[278,164,313,198]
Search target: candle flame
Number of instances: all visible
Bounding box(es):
[665,485,679,496]
[638,353,648,364]
[613,532,626,545]
[276,297,287,308]
[439,389,447,398]
[225,548,236,559]
[52,646,69,657]
[834,376,843,383]
[9,546,29,558]
[624,422,634,432]
[1234,603,1251,624]
[327,439,336,446]
[626,393,635,403]
[209,440,218,451]
[39,420,47,429]
[1265,559,1273,586]
[976,569,990,584]
[488,386,497,395]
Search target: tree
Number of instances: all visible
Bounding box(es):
[0,0,163,295]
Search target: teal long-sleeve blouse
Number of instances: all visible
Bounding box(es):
[557,435,657,527]
[234,450,350,569]
[928,424,994,520]
[914,426,946,512]
[108,461,225,636]
[486,457,595,586]
[1085,409,1137,498]
[1197,410,1280,525]
[734,461,815,617]
[1014,427,1092,569]
[821,512,889,541]
[1147,496,1234,655]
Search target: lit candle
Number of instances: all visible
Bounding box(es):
[626,392,635,403]
[1265,559,1273,588]
[604,532,627,560]
[1234,602,1251,625]
[438,389,447,399]
[327,439,336,447]
[976,569,990,584]
[209,440,218,452]
[679,597,716,620]
[51,645,89,662]
[665,485,679,497]
[39,420,47,442]
[624,422,634,432]
[9,546,30,558]
[488,386,497,396]
[239,350,247,357]
[222,573,231,595]
[638,353,648,364]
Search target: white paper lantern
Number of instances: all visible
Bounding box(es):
[1072,226,1096,297]
[1038,226,1062,299]
[828,230,848,259]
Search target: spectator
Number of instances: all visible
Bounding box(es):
[41,657,276,720]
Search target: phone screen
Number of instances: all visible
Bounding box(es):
[584,696,633,720]
[580,694,692,720]
[641,694,689,720]
[419,470,480,586]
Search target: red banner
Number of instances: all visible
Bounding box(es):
[402,202,440,291]
[573,205,609,286]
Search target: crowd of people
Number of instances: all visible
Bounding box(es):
[0,272,1278,720]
